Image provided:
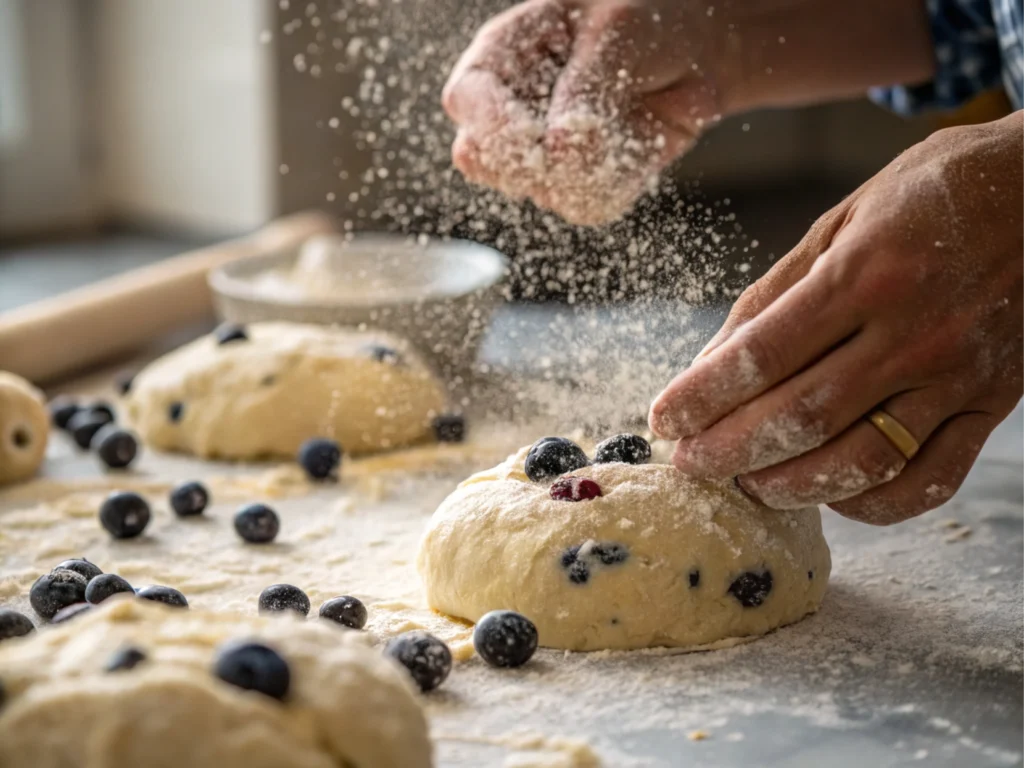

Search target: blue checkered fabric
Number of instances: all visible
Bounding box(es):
[870,0,1023,113]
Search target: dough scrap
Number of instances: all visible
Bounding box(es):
[0,598,432,768]
[124,322,447,459]
[418,446,831,651]
[0,372,49,486]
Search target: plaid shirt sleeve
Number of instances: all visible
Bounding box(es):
[870,0,1023,114]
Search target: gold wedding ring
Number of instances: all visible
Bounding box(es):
[867,410,920,461]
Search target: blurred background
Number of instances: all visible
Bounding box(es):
[1,0,953,314]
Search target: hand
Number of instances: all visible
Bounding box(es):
[442,0,731,225]
[649,111,1024,524]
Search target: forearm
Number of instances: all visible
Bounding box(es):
[719,0,935,114]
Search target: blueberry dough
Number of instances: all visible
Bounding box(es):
[0,599,431,768]
[418,445,831,651]
[124,322,446,459]
[0,372,49,486]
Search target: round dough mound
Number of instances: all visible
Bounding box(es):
[0,599,431,768]
[0,372,49,486]
[125,322,446,459]
[418,446,831,651]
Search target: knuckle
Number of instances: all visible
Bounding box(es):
[732,327,784,387]
[852,436,906,485]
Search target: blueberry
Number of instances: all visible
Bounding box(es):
[168,402,185,423]
[689,569,701,588]
[258,584,311,616]
[99,491,151,539]
[136,585,188,608]
[114,370,136,396]
[591,543,628,565]
[105,646,147,672]
[0,609,35,641]
[319,596,367,629]
[593,434,652,465]
[567,561,590,584]
[524,437,589,482]
[215,322,249,345]
[214,641,290,701]
[52,603,93,624]
[560,545,582,569]
[363,344,400,365]
[473,610,539,668]
[234,503,280,544]
[85,573,134,604]
[95,427,139,469]
[728,571,773,608]
[85,401,116,422]
[55,558,103,581]
[432,414,466,443]
[297,438,342,481]
[49,397,81,430]
[67,410,113,449]
[170,481,209,517]
[30,569,87,620]
[384,631,452,692]
[808,570,814,580]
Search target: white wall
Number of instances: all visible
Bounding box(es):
[0,0,98,236]
[95,0,276,234]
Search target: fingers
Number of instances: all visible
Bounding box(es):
[649,244,865,442]
[828,411,997,525]
[668,326,908,478]
[735,387,957,509]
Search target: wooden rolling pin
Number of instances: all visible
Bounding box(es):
[0,211,335,385]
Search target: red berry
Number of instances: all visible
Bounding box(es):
[549,477,603,502]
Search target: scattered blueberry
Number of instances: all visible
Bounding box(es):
[384,631,452,692]
[473,610,539,668]
[728,571,773,608]
[170,481,209,517]
[258,584,311,617]
[214,641,290,701]
[525,437,590,482]
[55,558,103,582]
[689,569,701,588]
[136,585,188,609]
[319,596,367,629]
[215,322,249,345]
[114,370,136,396]
[549,477,603,502]
[297,438,342,481]
[105,646,147,672]
[590,543,629,565]
[67,410,113,449]
[560,547,590,585]
[30,569,87,620]
[363,344,400,365]
[85,401,116,422]
[49,397,81,430]
[99,491,151,539]
[52,603,93,623]
[168,402,185,423]
[0,609,35,641]
[234,503,280,544]
[593,433,652,465]
[95,427,139,469]
[85,573,134,604]
[808,570,814,580]
[432,414,466,443]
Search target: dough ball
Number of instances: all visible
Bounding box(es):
[0,599,431,768]
[124,322,447,459]
[418,446,831,651]
[0,372,49,486]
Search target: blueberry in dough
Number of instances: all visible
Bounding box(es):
[167,402,185,423]
[473,610,538,668]
[591,543,628,565]
[136,585,189,609]
[258,584,311,617]
[363,344,400,365]
[105,646,147,672]
[29,569,87,620]
[214,641,291,701]
[384,631,452,692]
[524,437,589,482]
[728,571,773,608]
[593,433,652,465]
[688,569,700,588]
[214,322,249,345]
